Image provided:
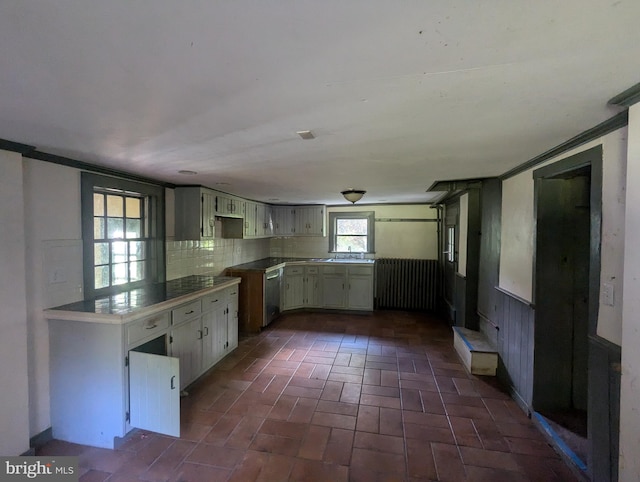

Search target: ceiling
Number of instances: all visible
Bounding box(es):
[1,1,638,205]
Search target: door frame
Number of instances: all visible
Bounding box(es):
[532,145,621,480]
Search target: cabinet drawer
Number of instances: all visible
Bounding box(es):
[322,265,347,275]
[127,312,170,346]
[171,300,202,325]
[306,266,319,275]
[285,266,304,275]
[202,291,225,312]
[348,266,374,276]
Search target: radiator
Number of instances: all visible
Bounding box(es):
[375,258,440,311]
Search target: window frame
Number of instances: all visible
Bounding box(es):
[328,211,375,254]
[81,173,165,299]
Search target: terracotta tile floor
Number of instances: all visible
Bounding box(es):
[37,310,579,481]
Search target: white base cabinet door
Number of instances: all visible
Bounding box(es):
[129,351,180,438]
[284,267,305,310]
[322,270,347,309]
[170,317,203,390]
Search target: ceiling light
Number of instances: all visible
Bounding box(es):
[178,170,198,175]
[296,130,315,140]
[341,189,366,203]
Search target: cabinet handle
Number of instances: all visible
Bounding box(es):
[145,323,158,330]
[197,330,203,340]
[185,310,194,315]
[204,326,209,336]
[171,376,176,390]
[211,299,218,303]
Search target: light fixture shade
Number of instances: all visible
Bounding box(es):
[341,189,366,203]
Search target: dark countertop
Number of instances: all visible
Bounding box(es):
[227,257,376,272]
[44,275,240,320]
[226,257,308,271]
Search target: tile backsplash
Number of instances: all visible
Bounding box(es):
[166,236,332,280]
[269,236,329,258]
[166,238,271,280]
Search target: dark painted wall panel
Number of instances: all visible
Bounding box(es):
[455,274,466,327]
[476,178,535,409]
[477,179,501,321]
[588,336,621,482]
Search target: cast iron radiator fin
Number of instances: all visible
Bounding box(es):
[375,258,439,311]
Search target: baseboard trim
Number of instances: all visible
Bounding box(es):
[532,412,590,481]
[29,427,53,451]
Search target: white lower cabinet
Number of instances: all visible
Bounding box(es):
[284,265,323,310]
[170,316,203,390]
[129,351,180,438]
[283,266,306,310]
[306,267,321,307]
[320,265,374,310]
[322,267,348,309]
[281,263,373,312]
[46,280,240,449]
[227,285,239,351]
[346,266,374,310]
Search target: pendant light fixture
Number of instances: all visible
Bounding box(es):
[341,189,366,204]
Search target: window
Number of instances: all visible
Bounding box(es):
[446,225,456,263]
[329,211,375,253]
[82,173,165,298]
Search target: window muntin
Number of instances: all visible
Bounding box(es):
[446,225,455,263]
[329,211,375,253]
[92,189,148,289]
[82,173,164,299]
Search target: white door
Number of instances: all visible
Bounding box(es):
[322,273,347,308]
[171,318,202,389]
[228,288,239,350]
[348,275,374,310]
[201,191,216,238]
[306,272,321,307]
[129,351,180,438]
[284,272,305,309]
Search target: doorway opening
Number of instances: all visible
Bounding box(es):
[533,164,591,468]
[443,203,458,324]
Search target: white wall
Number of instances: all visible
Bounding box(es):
[0,150,30,455]
[498,128,627,346]
[270,204,438,259]
[22,159,83,438]
[619,104,640,482]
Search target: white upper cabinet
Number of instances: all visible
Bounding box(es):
[273,206,295,236]
[294,206,326,236]
[256,203,274,237]
[174,187,216,240]
[215,192,244,218]
[175,187,324,239]
[272,205,326,237]
[243,201,257,238]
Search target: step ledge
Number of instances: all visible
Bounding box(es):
[452,326,498,376]
[452,326,497,353]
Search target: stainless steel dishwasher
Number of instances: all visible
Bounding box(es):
[264,267,282,327]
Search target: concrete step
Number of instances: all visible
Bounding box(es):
[452,326,498,376]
